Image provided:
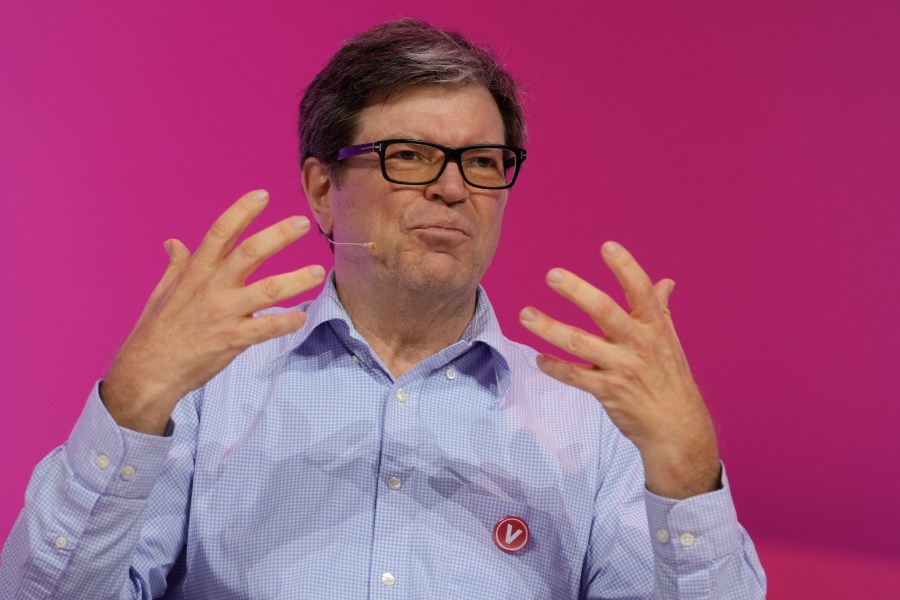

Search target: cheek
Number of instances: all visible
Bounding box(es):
[335,179,397,234]
[477,202,506,257]
[482,197,507,235]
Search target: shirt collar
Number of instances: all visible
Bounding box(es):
[280,270,512,377]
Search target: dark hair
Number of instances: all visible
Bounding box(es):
[298,18,526,181]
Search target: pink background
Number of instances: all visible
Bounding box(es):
[2,1,898,596]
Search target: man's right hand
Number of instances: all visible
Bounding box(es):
[101,189,326,435]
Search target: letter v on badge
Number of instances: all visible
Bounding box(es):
[492,515,530,553]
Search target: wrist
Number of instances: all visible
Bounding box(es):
[100,370,182,436]
[640,440,721,500]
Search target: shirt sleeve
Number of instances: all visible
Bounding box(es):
[581,414,767,599]
[642,468,767,598]
[0,382,197,599]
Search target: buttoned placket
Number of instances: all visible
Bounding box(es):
[369,370,420,596]
[367,350,470,596]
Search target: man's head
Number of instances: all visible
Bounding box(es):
[300,19,527,301]
[299,18,526,183]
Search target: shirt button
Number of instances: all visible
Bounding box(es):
[445,367,457,380]
[395,388,408,402]
[94,454,110,470]
[352,355,361,364]
[387,476,402,491]
[680,532,696,547]
[119,466,136,481]
[381,572,395,586]
[55,536,68,549]
[656,529,670,543]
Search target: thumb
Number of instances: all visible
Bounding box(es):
[163,239,190,265]
[153,239,191,295]
[654,279,676,314]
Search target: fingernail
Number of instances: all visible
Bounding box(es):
[309,265,326,279]
[547,269,565,284]
[520,308,537,322]
[293,216,310,230]
[602,241,621,255]
[163,240,172,257]
[253,189,269,203]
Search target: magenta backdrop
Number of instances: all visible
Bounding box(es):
[2,1,899,594]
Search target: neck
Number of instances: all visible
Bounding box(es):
[333,271,478,379]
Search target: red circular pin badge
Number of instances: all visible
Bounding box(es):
[493,515,530,553]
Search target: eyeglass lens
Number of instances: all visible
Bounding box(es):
[383,142,516,188]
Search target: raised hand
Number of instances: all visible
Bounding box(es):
[101,190,326,435]
[519,241,720,499]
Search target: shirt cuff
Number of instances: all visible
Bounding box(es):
[644,464,742,564]
[63,381,175,499]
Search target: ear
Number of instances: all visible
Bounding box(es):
[302,157,334,235]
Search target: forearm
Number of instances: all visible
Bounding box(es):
[639,415,722,500]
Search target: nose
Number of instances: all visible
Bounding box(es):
[425,160,469,205]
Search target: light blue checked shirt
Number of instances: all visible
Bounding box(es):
[2,274,765,599]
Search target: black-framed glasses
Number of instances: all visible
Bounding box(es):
[337,139,527,190]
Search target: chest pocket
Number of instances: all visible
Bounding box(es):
[413,489,575,600]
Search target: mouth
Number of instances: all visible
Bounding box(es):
[415,224,468,234]
[410,223,472,245]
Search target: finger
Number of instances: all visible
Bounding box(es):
[235,264,327,314]
[545,268,634,339]
[533,353,606,397]
[519,306,620,367]
[240,311,308,346]
[601,241,662,322]
[221,216,312,283]
[193,189,270,266]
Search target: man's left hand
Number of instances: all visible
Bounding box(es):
[520,241,721,499]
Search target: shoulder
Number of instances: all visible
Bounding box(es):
[495,334,606,420]
[230,301,319,369]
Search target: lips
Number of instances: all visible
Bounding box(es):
[410,221,471,237]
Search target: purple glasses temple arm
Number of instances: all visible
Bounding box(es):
[337,142,381,160]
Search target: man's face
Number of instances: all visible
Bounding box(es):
[323,84,509,298]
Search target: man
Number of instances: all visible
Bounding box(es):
[1,19,766,599]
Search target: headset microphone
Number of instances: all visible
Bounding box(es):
[323,232,377,250]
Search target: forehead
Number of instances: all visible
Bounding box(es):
[353,84,506,146]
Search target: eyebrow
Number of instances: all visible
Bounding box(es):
[384,132,505,145]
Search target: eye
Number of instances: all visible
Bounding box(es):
[464,151,503,172]
[386,149,418,161]
[385,143,437,163]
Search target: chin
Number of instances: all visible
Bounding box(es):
[396,254,485,296]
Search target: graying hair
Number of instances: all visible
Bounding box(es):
[298,18,526,182]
